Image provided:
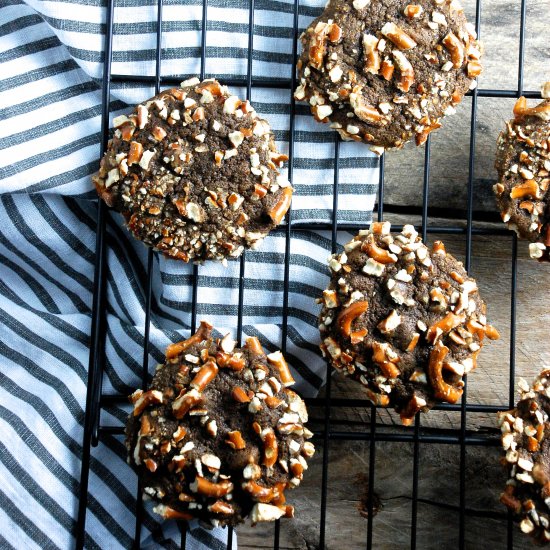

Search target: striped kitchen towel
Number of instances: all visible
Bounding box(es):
[0,0,378,548]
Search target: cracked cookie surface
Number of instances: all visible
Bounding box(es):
[499,370,550,545]
[125,321,314,527]
[295,0,481,151]
[494,87,550,262]
[319,222,499,424]
[93,78,291,263]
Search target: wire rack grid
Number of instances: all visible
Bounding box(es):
[74,0,542,548]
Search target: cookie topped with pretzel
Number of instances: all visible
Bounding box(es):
[499,369,550,544]
[93,77,292,264]
[294,0,482,152]
[125,321,314,527]
[318,222,499,424]
[494,83,550,262]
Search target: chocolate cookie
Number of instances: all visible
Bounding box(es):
[499,370,550,544]
[318,223,499,424]
[93,78,292,263]
[494,85,550,262]
[125,321,314,527]
[294,0,481,151]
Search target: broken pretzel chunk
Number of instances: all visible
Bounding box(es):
[127,141,143,165]
[498,370,550,544]
[172,388,203,419]
[442,32,465,68]
[426,312,466,344]
[363,234,398,263]
[399,394,427,425]
[467,60,482,78]
[166,321,213,359]
[392,50,415,93]
[337,301,369,338]
[350,92,386,124]
[319,223,497,424]
[93,78,292,264]
[363,34,381,74]
[153,504,193,521]
[381,22,417,50]
[404,4,423,18]
[132,389,163,416]
[371,341,400,379]
[262,429,279,468]
[510,180,540,200]
[190,360,218,391]
[232,386,251,403]
[308,22,329,70]
[225,430,246,450]
[428,341,462,403]
[267,186,293,225]
[191,476,233,498]
[513,96,550,122]
[125,321,313,527]
[380,58,395,81]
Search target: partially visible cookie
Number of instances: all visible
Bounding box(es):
[294,0,481,151]
[319,222,499,424]
[125,321,314,527]
[498,370,550,545]
[93,78,292,263]
[494,85,550,262]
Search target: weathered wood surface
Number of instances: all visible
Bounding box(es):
[237,439,517,549]
[236,0,550,547]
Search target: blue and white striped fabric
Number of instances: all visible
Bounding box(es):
[0,0,378,548]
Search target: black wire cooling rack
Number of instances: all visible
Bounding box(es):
[74,0,543,548]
